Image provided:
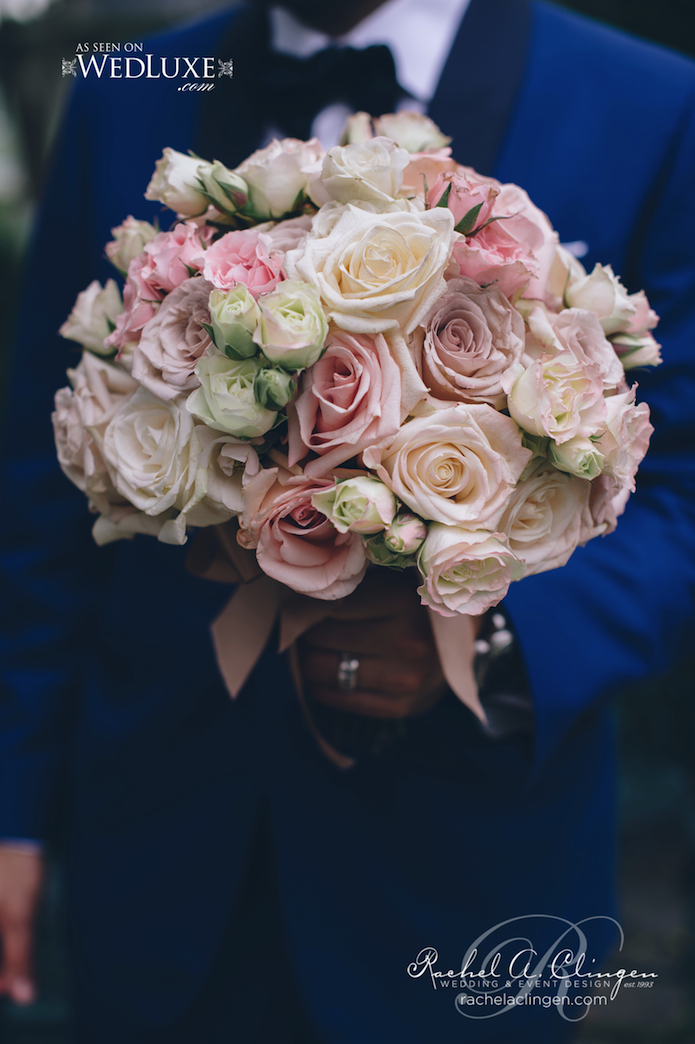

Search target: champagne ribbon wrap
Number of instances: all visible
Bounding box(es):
[186,520,483,767]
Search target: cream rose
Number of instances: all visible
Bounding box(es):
[145,148,209,216]
[417,525,524,616]
[595,387,653,491]
[105,217,157,274]
[253,280,328,370]
[498,461,590,576]
[286,204,454,334]
[364,403,531,527]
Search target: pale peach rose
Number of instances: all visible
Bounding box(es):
[238,470,367,599]
[417,524,524,616]
[288,330,401,476]
[286,204,454,335]
[400,149,456,200]
[419,276,525,408]
[499,461,590,576]
[132,277,213,400]
[364,403,531,527]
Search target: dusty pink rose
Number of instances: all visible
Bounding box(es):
[426,172,498,230]
[288,330,401,476]
[417,524,524,616]
[419,276,525,408]
[132,277,213,400]
[104,254,163,356]
[201,228,285,296]
[141,221,214,294]
[237,470,367,599]
[452,183,557,300]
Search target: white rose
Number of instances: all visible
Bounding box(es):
[373,112,452,152]
[417,525,524,617]
[498,461,590,576]
[253,280,328,370]
[286,204,454,335]
[59,279,123,356]
[309,138,410,207]
[144,148,209,217]
[564,263,636,335]
[609,330,662,369]
[311,476,397,534]
[235,137,325,219]
[196,160,249,216]
[105,217,157,274]
[186,352,277,438]
[209,284,261,359]
[364,403,531,528]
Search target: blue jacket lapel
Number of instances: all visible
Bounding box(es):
[428,0,532,175]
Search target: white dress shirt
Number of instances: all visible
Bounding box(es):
[268,0,472,147]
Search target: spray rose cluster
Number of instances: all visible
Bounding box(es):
[53,112,659,615]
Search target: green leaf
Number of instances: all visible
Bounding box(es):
[434,183,452,209]
[454,202,484,236]
[184,263,198,279]
[201,321,218,348]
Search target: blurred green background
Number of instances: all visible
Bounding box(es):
[0,0,694,1040]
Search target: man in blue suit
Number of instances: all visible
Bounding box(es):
[1,0,694,1040]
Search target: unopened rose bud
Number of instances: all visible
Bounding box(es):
[363,532,414,570]
[145,148,209,217]
[254,367,296,410]
[254,281,328,371]
[197,160,249,216]
[548,436,604,481]
[383,511,427,555]
[105,217,157,274]
[209,286,260,359]
[312,476,397,535]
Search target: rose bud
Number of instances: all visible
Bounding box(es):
[197,160,249,216]
[254,367,296,410]
[105,217,157,275]
[145,148,209,216]
[384,511,427,555]
[311,476,397,535]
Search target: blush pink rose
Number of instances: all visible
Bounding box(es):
[426,172,498,230]
[237,470,367,599]
[105,254,163,355]
[452,183,558,300]
[287,331,401,476]
[201,228,285,296]
[141,220,215,294]
[132,277,213,400]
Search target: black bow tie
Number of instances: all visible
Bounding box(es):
[195,6,405,167]
[248,43,403,142]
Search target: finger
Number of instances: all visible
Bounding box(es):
[301,649,428,696]
[0,920,35,1004]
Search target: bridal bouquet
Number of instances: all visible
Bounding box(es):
[53,112,660,619]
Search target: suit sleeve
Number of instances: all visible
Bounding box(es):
[0,82,103,840]
[503,89,695,770]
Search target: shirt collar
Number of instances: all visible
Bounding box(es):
[270,0,472,104]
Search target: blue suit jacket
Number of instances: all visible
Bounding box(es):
[2,1,695,1039]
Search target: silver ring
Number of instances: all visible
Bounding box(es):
[337,652,360,692]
